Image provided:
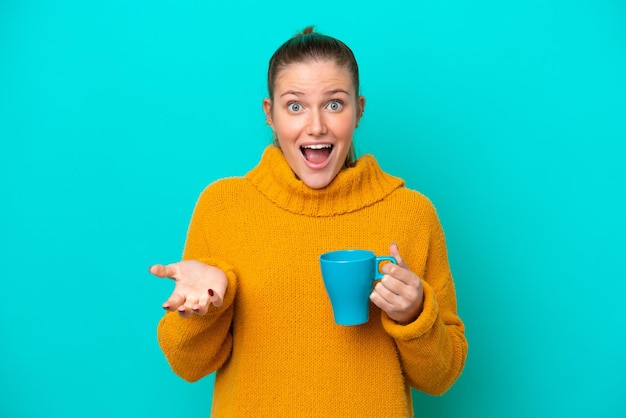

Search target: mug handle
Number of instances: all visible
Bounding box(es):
[374,256,397,280]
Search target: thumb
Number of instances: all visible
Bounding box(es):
[149,263,179,280]
[390,242,408,268]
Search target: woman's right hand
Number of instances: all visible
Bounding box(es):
[149,260,228,317]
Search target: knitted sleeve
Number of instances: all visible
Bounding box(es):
[381,206,467,395]
[156,186,238,382]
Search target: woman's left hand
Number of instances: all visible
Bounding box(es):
[370,242,424,324]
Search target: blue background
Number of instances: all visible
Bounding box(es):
[1,1,625,417]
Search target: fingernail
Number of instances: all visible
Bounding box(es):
[208,289,214,297]
[392,241,398,248]
[162,304,170,310]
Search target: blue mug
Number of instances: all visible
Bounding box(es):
[319,249,397,326]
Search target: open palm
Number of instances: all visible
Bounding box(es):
[150,260,228,317]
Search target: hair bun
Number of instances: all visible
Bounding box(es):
[301,26,315,36]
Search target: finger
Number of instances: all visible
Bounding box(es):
[192,305,208,315]
[370,282,395,310]
[191,288,223,315]
[372,281,395,304]
[381,262,416,287]
[192,292,210,316]
[379,274,405,296]
[190,289,214,315]
[371,280,421,322]
[177,306,192,318]
[149,263,179,279]
[162,291,185,311]
[379,274,423,310]
[209,288,224,308]
[183,294,200,313]
[390,242,408,268]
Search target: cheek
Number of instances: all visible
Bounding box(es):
[274,116,301,141]
[332,115,357,138]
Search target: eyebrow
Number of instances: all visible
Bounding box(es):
[280,89,351,98]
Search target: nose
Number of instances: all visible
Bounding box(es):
[306,109,327,136]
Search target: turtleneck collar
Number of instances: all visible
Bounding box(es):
[245,145,405,217]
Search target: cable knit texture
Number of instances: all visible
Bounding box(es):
[157,145,467,417]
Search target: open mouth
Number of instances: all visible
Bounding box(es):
[300,144,333,164]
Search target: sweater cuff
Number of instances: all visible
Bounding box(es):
[381,280,439,340]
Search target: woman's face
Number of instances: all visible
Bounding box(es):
[263,60,365,189]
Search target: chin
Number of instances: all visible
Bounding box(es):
[294,155,345,189]
[300,173,335,189]
[302,179,331,189]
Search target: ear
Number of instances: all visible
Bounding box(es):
[262,98,274,127]
[355,96,366,127]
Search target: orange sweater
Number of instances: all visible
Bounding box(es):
[157,146,467,417]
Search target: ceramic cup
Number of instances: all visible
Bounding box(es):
[319,249,397,326]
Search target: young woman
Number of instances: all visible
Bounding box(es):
[151,27,467,417]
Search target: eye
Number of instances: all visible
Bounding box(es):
[326,100,343,112]
[287,102,303,113]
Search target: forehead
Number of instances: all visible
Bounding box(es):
[274,60,354,93]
